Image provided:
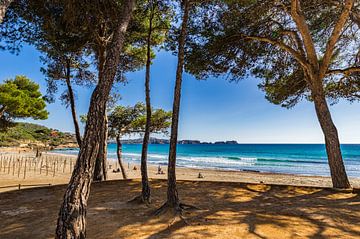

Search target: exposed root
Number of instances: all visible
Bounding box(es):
[179,203,200,211]
[168,213,189,227]
[154,201,200,227]
[154,202,170,216]
[127,195,151,207]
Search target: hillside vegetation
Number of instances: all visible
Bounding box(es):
[0,122,76,147]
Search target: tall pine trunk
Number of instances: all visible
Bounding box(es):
[116,135,127,179]
[311,80,350,189]
[93,114,108,181]
[55,1,135,237]
[139,0,154,204]
[93,32,109,182]
[65,60,82,147]
[0,0,13,23]
[166,0,190,207]
[102,114,108,180]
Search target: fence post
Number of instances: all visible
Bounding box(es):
[46,156,48,176]
[7,155,11,174]
[40,157,43,174]
[3,156,7,173]
[35,157,39,173]
[63,159,66,173]
[23,158,27,179]
[12,158,15,176]
[18,157,23,178]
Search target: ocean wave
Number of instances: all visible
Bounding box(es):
[226,156,257,162]
[54,149,326,166]
[256,158,326,165]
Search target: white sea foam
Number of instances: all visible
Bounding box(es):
[120,152,257,167]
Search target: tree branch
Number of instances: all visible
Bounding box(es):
[0,0,13,23]
[0,105,6,118]
[319,0,354,79]
[280,30,306,57]
[241,34,310,72]
[326,66,360,76]
[290,0,318,71]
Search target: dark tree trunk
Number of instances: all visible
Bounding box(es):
[93,33,108,182]
[102,114,108,180]
[65,60,82,147]
[93,114,108,181]
[139,0,154,204]
[311,81,350,189]
[0,106,6,118]
[166,0,190,207]
[55,1,135,237]
[0,0,13,23]
[116,135,127,179]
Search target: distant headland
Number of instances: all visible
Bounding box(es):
[119,138,239,145]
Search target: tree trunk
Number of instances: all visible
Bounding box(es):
[55,1,135,237]
[311,81,350,189]
[102,114,108,180]
[92,32,108,182]
[166,0,190,207]
[116,135,127,179]
[65,60,82,147]
[139,0,154,204]
[0,0,13,23]
[0,105,6,118]
[93,114,108,181]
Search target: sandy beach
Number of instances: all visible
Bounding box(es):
[1,150,360,238]
[1,151,360,193]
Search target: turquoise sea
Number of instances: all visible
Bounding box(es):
[54,144,360,178]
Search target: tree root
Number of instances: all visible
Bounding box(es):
[153,201,200,227]
[127,195,151,206]
[179,203,200,211]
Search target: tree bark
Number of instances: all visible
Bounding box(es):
[116,135,127,179]
[0,0,13,23]
[311,81,350,189]
[65,60,82,147]
[101,114,108,180]
[139,0,154,204]
[92,31,108,182]
[93,114,108,181]
[55,1,135,237]
[0,105,6,118]
[166,0,190,207]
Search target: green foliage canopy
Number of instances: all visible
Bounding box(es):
[0,75,48,122]
[185,0,360,108]
[108,102,171,138]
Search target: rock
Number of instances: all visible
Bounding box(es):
[178,140,201,145]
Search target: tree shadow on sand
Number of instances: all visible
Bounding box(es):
[0,179,360,239]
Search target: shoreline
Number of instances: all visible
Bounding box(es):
[47,150,360,182]
[1,150,360,192]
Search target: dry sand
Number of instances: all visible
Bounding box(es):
[1,151,360,192]
[0,151,360,238]
[1,179,360,239]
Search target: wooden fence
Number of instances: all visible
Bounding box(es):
[0,153,76,179]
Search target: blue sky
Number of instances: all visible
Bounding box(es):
[1,45,360,143]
